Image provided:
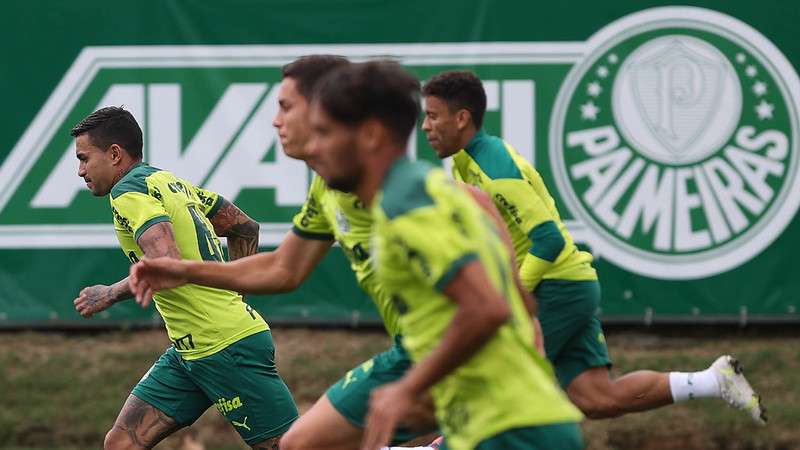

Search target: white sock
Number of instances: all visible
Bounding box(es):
[669,368,720,402]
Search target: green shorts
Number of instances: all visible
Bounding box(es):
[132,330,298,445]
[326,335,428,445]
[439,422,583,450]
[536,279,612,388]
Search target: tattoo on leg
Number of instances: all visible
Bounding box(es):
[113,396,178,449]
[251,435,281,450]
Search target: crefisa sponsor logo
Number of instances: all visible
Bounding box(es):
[551,7,800,279]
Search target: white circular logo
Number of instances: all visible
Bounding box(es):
[550,7,800,279]
[612,35,742,165]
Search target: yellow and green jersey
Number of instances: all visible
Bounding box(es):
[372,157,582,450]
[452,129,597,292]
[292,174,401,337]
[110,162,268,360]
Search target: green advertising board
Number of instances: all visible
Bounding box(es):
[0,1,798,327]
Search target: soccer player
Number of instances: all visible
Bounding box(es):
[71,106,298,450]
[306,60,584,450]
[419,70,766,424]
[128,56,435,450]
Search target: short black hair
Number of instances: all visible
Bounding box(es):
[422,70,487,128]
[282,55,351,99]
[314,60,421,147]
[70,106,143,160]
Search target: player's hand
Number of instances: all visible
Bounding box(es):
[361,380,414,450]
[74,284,113,318]
[129,257,189,308]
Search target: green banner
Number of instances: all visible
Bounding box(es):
[1,1,798,327]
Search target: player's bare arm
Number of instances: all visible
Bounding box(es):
[208,198,260,260]
[129,221,183,307]
[77,210,183,319]
[361,261,510,450]
[138,221,182,259]
[74,277,134,318]
[130,231,333,303]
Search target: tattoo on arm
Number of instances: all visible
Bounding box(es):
[110,277,134,303]
[209,199,260,260]
[81,285,116,312]
[86,278,133,309]
[137,222,182,260]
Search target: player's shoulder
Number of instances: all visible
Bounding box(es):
[465,130,522,181]
[110,162,161,200]
[306,172,333,200]
[312,173,366,214]
[379,158,439,220]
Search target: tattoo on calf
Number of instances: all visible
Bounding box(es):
[251,435,281,450]
[113,396,178,449]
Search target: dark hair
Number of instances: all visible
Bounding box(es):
[70,106,143,160]
[314,60,421,146]
[282,55,351,99]
[422,70,487,128]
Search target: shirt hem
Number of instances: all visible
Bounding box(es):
[175,323,269,361]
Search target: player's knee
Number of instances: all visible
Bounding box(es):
[104,427,135,450]
[278,426,306,450]
[251,434,282,450]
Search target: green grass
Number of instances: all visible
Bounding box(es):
[0,328,797,450]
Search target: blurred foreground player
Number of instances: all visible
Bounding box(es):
[71,106,297,449]
[308,60,584,450]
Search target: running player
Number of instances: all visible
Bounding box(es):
[307,60,584,450]
[128,56,436,449]
[419,70,766,424]
[71,106,298,450]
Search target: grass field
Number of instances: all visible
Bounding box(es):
[0,327,798,450]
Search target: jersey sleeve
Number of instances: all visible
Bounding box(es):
[291,175,334,241]
[111,191,171,242]
[387,205,480,292]
[191,184,224,218]
[487,178,565,291]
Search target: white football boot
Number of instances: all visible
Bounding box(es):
[712,355,767,425]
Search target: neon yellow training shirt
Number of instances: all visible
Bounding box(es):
[452,129,597,292]
[292,174,401,337]
[110,162,267,360]
[372,157,582,450]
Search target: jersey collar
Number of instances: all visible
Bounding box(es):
[464,128,488,157]
[383,155,412,191]
[115,161,147,186]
